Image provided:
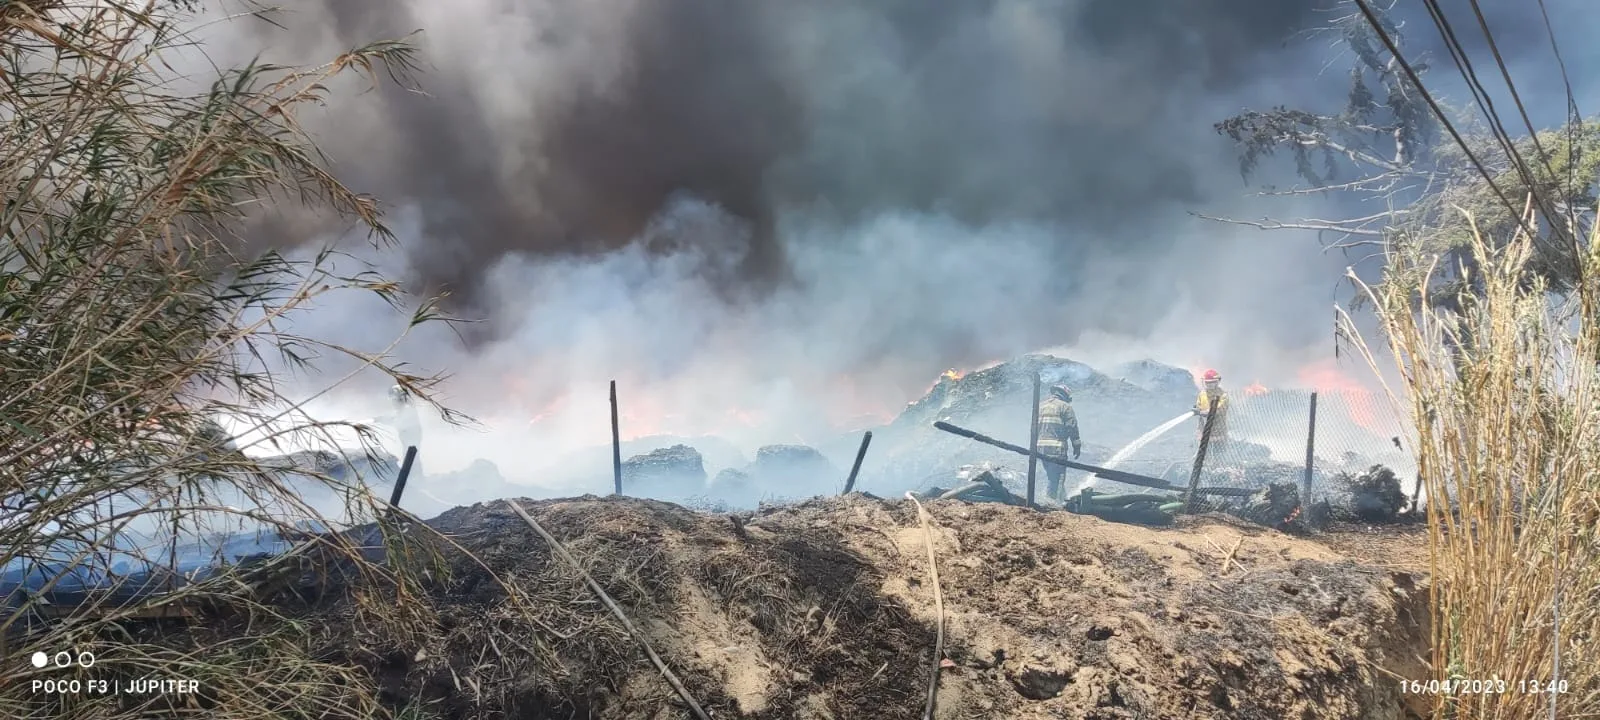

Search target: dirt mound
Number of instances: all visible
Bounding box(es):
[269,495,1430,719]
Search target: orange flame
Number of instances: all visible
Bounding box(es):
[1295,359,1380,431]
[922,367,967,396]
[1243,381,1268,396]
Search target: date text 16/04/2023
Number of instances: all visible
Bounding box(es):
[1400,678,1571,695]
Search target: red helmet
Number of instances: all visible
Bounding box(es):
[1201,369,1221,382]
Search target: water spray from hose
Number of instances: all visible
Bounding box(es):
[1078,412,1194,493]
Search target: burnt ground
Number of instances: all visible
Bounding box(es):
[258,494,1431,720]
[105,495,1431,719]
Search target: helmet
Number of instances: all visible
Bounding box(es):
[1201,369,1221,383]
[388,385,411,405]
[1050,385,1072,402]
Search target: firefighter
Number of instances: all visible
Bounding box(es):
[1192,369,1229,451]
[1037,384,1082,501]
[376,384,423,477]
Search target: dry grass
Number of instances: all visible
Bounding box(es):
[0,3,469,719]
[397,523,675,716]
[1343,200,1600,719]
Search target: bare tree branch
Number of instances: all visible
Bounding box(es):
[1190,212,1386,236]
[1253,171,1412,196]
[1298,137,1416,175]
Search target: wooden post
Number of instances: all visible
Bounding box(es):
[1185,394,1220,513]
[1303,392,1318,505]
[1026,373,1042,507]
[843,431,872,494]
[610,381,623,496]
[386,446,418,517]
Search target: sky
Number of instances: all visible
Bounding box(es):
[176,0,1594,481]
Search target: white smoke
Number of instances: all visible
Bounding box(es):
[168,0,1600,503]
[275,195,1364,488]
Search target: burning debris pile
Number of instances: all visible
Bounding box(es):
[876,356,1342,487]
[873,355,1196,489]
[588,353,1414,533]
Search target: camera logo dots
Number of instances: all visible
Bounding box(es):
[28,650,94,668]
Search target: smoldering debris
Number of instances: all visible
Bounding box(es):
[407,352,1415,534]
[1326,464,1412,523]
[623,444,709,480]
[1236,481,1306,530]
[618,442,842,508]
[749,445,837,487]
[1113,359,1205,398]
[620,444,709,502]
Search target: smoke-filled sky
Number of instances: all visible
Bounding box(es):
[184,0,1594,479]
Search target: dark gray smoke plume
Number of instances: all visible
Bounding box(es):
[191,0,1598,485]
[250,0,1332,329]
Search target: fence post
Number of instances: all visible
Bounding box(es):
[1026,373,1042,507]
[1303,392,1318,505]
[610,380,623,496]
[843,431,872,494]
[1184,394,1220,513]
[387,446,418,517]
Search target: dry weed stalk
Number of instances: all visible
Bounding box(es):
[506,500,711,720]
[1343,199,1599,719]
[1,3,466,718]
[903,492,946,720]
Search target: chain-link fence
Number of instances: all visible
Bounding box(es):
[1230,389,1415,498]
[1094,388,1418,507]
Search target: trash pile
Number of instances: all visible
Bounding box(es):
[621,444,708,493]
[580,353,1420,533]
[620,443,841,509]
[1314,464,1414,524]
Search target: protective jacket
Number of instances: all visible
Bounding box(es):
[1037,396,1082,460]
[1194,388,1230,441]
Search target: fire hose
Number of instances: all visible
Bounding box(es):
[932,421,1255,498]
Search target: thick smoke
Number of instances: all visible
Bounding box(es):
[186,0,1593,487]
[243,0,1334,319]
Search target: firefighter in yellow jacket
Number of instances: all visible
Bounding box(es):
[1193,369,1229,451]
[1037,385,1082,501]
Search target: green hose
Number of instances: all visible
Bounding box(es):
[1076,492,1180,507]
